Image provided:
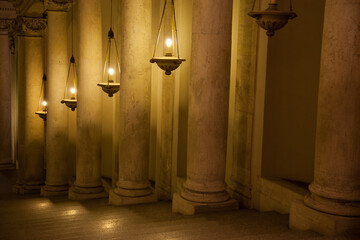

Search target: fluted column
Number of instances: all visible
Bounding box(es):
[41,0,70,197]
[172,0,237,215]
[0,19,15,170]
[68,0,107,200]
[290,0,360,235]
[109,0,155,206]
[13,17,47,194]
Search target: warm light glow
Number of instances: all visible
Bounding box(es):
[166,38,172,48]
[100,219,117,230]
[70,87,76,94]
[36,200,52,209]
[62,209,78,216]
[108,67,114,75]
[42,101,47,107]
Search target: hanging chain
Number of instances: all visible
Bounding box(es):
[110,0,113,28]
[71,4,75,59]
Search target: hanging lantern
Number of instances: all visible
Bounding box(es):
[248,0,297,37]
[61,55,77,111]
[150,0,185,75]
[35,74,47,121]
[97,0,120,97]
[61,3,77,111]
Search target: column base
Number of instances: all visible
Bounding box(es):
[13,183,22,194]
[41,184,69,197]
[0,163,15,170]
[13,183,42,194]
[68,186,108,200]
[290,199,360,236]
[227,182,251,208]
[109,189,157,206]
[172,193,238,215]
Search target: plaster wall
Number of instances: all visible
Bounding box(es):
[262,0,325,184]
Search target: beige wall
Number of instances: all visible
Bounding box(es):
[262,0,325,184]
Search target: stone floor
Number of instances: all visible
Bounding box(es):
[0,170,358,240]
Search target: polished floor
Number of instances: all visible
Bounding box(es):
[0,170,356,240]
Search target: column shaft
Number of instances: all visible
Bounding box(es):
[68,0,107,200]
[15,35,45,194]
[0,33,13,170]
[41,10,69,196]
[290,0,360,235]
[304,0,360,216]
[172,0,237,215]
[109,0,156,205]
[228,0,257,207]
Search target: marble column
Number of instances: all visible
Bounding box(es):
[156,2,176,201]
[0,20,14,170]
[41,0,70,197]
[68,0,107,200]
[227,0,258,208]
[109,0,156,205]
[172,0,237,215]
[290,0,360,235]
[13,17,47,194]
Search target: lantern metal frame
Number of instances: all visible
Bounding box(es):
[61,2,77,111]
[248,0,297,37]
[150,0,185,75]
[97,27,121,97]
[35,74,47,121]
[61,55,77,111]
[98,0,120,97]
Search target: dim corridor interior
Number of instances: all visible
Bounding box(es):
[0,170,356,240]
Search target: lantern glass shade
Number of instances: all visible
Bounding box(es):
[61,55,78,111]
[97,28,120,97]
[35,74,47,121]
[150,0,185,75]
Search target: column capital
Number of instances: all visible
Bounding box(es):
[15,16,47,37]
[45,0,72,12]
[0,1,16,35]
[0,19,15,35]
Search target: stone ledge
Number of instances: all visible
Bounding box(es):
[290,199,360,236]
[172,193,238,215]
[109,189,157,206]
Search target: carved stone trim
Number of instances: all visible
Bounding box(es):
[45,0,71,11]
[0,19,14,34]
[17,17,47,37]
[9,37,15,54]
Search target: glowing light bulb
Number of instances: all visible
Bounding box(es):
[166,38,172,48]
[70,88,76,94]
[42,101,47,107]
[108,68,114,75]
